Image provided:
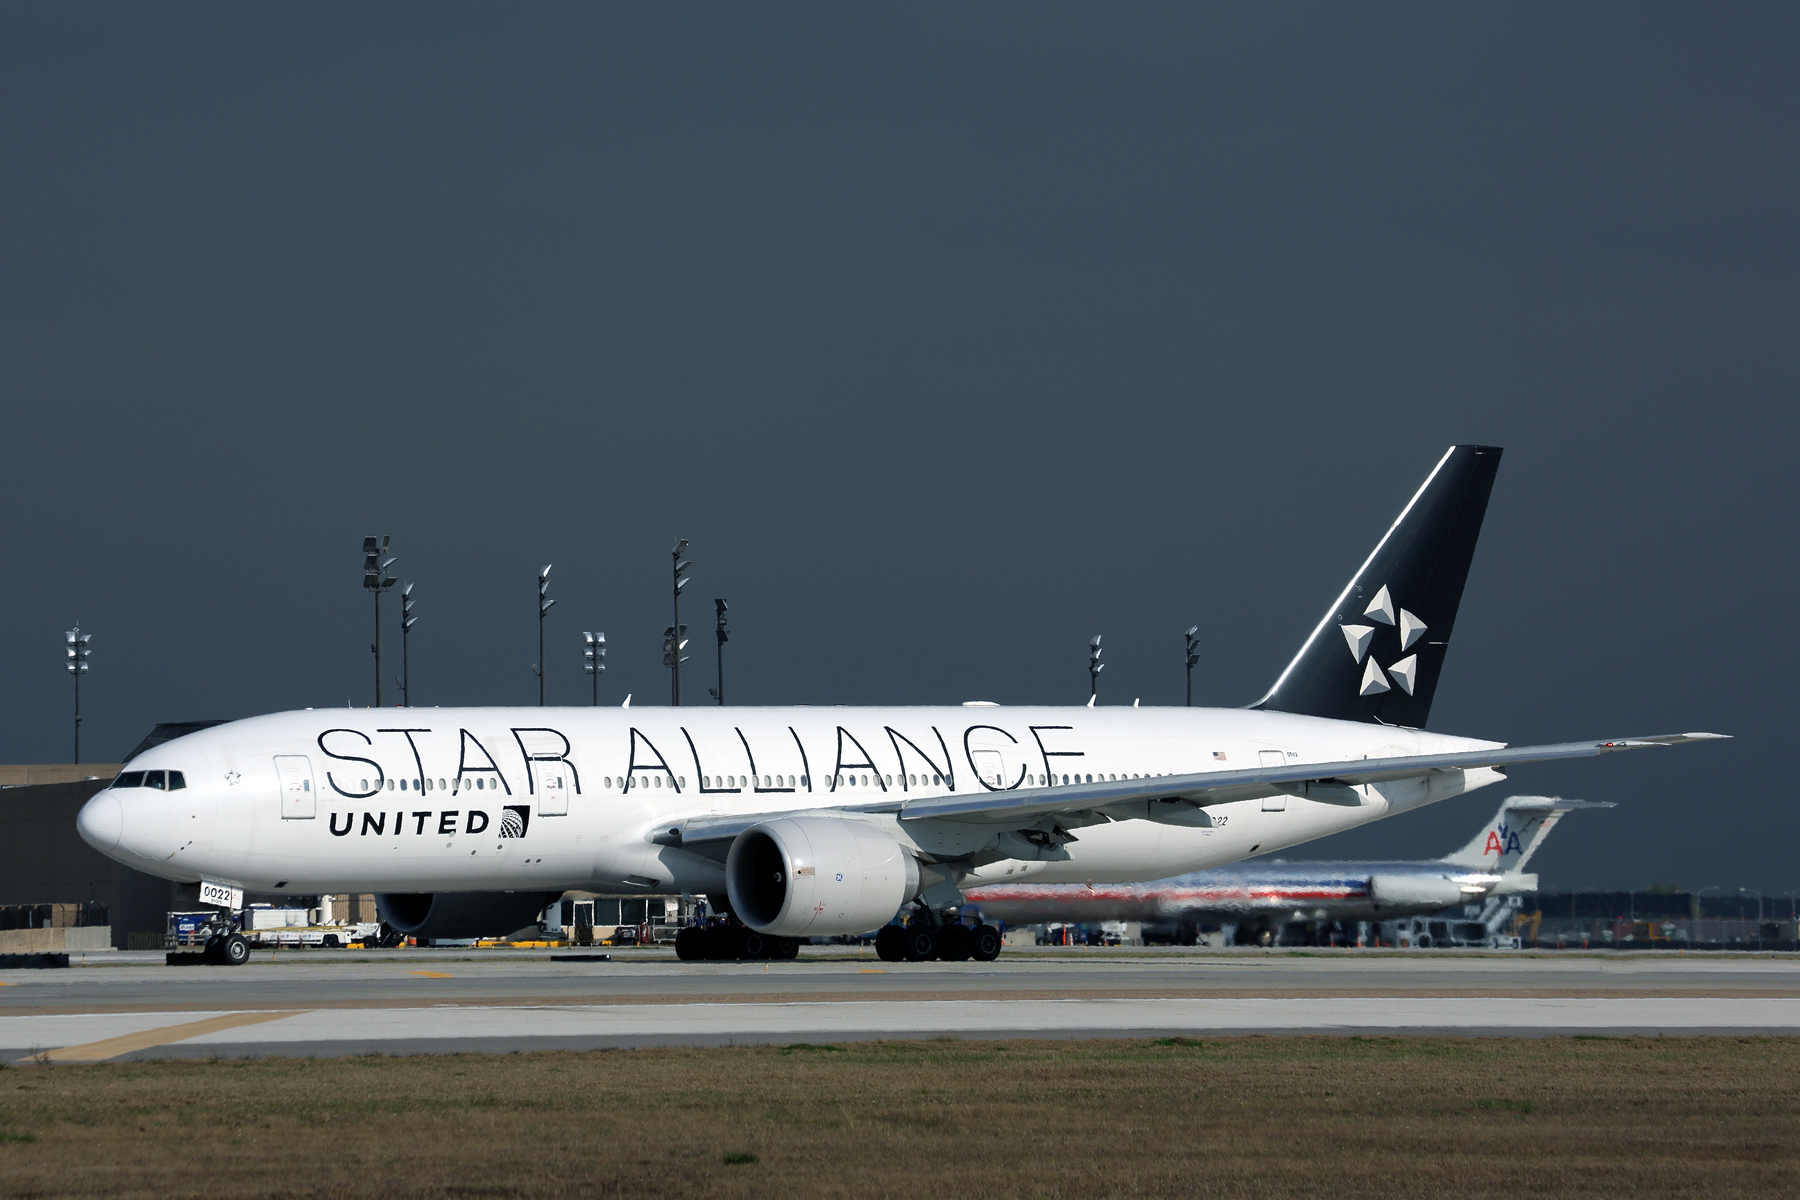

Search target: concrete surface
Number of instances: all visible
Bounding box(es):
[5,947,1796,1060]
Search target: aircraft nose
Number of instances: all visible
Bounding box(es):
[77,791,123,852]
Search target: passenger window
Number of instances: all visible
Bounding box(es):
[113,771,143,788]
[143,771,166,790]
[167,771,186,790]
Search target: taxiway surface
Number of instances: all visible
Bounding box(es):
[5,948,1796,1061]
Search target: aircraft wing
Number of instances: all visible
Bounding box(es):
[885,732,1726,826]
[658,732,1725,855]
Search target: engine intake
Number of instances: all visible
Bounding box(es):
[725,817,920,937]
[375,891,560,941]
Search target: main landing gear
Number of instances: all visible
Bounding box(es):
[875,920,1001,963]
[674,921,801,962]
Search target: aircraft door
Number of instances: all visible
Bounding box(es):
[276,755,316,820]
[1258,749,1287,812]
[516,729,573,816]
[537,768,569,817]
[970,750,1007,790]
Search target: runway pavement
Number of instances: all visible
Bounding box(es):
[4,947,1797,1061]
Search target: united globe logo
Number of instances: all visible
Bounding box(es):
[498,805,531,839]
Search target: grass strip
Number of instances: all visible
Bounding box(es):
[1,1036,1796,1197]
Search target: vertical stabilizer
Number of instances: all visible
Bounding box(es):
[1441,795,1613,872]
[1252,444,1501,727]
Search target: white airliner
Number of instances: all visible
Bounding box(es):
[964,794,1611,942]
[76,446,1724,965]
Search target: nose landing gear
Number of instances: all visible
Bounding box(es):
[204,932,251,966]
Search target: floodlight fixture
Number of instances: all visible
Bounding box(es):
[535,564,554,706]
[65,623,91,762]
[397,583,418,707]
[362,535,397,705]
[669,540,692,705]
[584,631,607,706]
[1184,625,1201,707]
[708,598,729,705]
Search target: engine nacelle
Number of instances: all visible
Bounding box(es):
[1367,874,1473,910]
[726,817,920,937]
[375,891,560,941]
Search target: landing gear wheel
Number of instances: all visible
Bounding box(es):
[902,926,937,962]
[775,936,800,960]
[970,924,1002,962]
[936,924,973,962]
[702,926,736,960]
[875,925,907,962]
[675,926,705,961]
[218,933,251,966]
[740,929,769,960]
[201,934,224,964]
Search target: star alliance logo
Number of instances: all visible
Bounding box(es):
[1340,585,1427,697]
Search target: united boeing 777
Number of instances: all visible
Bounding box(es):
[76,446,1724,964]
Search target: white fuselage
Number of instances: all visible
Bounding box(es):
[81,705,1504,897]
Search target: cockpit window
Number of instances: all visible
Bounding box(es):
[113,771,144,788]
[142,770,167,790]
[167,771,186,790]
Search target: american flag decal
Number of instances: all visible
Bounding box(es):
[1213,751,1227,761]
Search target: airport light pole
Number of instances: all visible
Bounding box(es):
[708,598,729,705]
[583,631,606,705]
[65,624,90,763]
[397,584,417,707]
[1088,635,1103,702]
[362,536,397,707]
[535,565,554,706]
[1184,625,1201,707]
[668,540,691,705]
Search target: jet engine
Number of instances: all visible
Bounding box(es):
[725,817,920,937]
[375,891,560,941]
[1367,875,1476,910]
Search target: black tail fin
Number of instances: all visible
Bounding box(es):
[1251,445,1502,728]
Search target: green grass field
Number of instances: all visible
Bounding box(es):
[3,1037,1796,1198]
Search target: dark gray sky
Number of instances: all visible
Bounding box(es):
[2,6,1791,892]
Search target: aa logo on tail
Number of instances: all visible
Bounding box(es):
[1483,821,1524,858]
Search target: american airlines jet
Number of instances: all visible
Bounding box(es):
[76,446,1723,965]
[964,794,1609,944]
